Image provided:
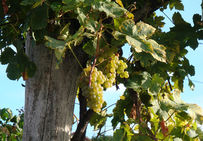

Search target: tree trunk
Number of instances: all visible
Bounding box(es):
[22,34,83,141]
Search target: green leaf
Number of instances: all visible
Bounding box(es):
[114,18,126,31]
[141,72,152,90]
[133,21,156,38]
[92,0,125,18]
[173,138,183,141]
[44,36,66,63]
[172,12,187,26]
[170,127,183,138]
[169,0,184,10]
[113,129,125,141]
[111,99,125,129]
[135,135,154,141]
[140,91,152,107]
[65,26,85,45]
[126,36,153,53]
[0,47,16,64]
[193,14,202,28]
[176,111,191,121]
[188,104,203,124]
[125,73,143,92]
[30,4,48,30]
[159,91,189,112]
[10,116,21,124]
[89,112,107,130]
[62,0,78,11]
[50,2,62,12]
[0,108,13,122]
[85,19,101,33]
[188,78,195,90]
[27,61,37,77]
[32,0,45,8]
[82,40,96,56]
[182,58,195,76]
[112,91,133,129]
[133,52,156,67]
[6,63,21,80]
[118,20,166,62]
[76,7,87,25]
[149,74,164,94]
[21,0,36,6]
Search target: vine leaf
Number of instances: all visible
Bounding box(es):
[82,40,96,56]
[89,111,107,130]
[150,73,164,94]
[172,12,188,26]
[188,78,195,90]
[0,108,13,121]
[115,20,166,62]
[21,0,39,6]
[115,0,124,8]
[92,0,125,18]
[169,0,184,10]
[188,104,203,124]
[113,129,125,141]
[30,4,48,30]
[44,36,66,66]
[32,0,45,8]
[135,136,153,141]
[6,63,21,80]
[0,47,15,64]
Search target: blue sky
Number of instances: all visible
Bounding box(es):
[0,0,203,137]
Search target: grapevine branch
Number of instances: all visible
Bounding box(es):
[129,88,157,140]
[167,77,173,91]
[73,114,79,125]
[89,25,103,87]
[71,89,94,141]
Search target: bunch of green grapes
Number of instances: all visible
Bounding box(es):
[80,66,106,113]
[79,53,129,113]
[100,54,129,89]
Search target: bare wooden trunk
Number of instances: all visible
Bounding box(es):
[22,35,82,141]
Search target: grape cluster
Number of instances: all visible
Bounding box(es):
[102,54,129,89]
[80,66,106,113]
[79,54,129,113]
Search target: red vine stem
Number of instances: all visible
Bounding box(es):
[88,25,103,87]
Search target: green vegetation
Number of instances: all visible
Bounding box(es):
[0,0,203,140]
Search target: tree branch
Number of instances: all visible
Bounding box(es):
[71,109,94,141]
[71,89,94,141]
[129,89,157,140]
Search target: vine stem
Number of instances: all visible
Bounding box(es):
[103,103,116,111]
[167,77,173,91]
[89,24,103,87]
[165,111,176,122]
[73,114,79,125]
[67,43,84,70]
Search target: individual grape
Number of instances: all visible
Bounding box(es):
[123,71,129,78]
[98,57,104,63]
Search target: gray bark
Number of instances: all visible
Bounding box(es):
[23,34,82,141]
